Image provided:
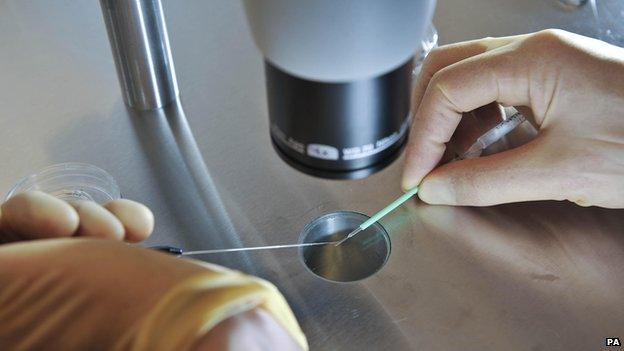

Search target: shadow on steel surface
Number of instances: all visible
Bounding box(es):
[127,100,255,272]
[126,100,415,349]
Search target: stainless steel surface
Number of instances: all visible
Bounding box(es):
[100,0,179,110]
[1,0,623,350]
[299,211,390,283]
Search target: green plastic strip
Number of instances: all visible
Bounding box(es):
[359,186,419,230]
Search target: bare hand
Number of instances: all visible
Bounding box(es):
[402,29,624,208]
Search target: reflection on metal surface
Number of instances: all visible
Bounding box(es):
[5,162,121,204]
[128,101,254,272]
[100,0,179,110]
[299,211,390,282]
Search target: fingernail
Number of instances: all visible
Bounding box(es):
[419,178,456,205]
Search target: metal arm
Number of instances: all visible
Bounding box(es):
[100,0,179,110]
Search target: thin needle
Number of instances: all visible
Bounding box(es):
[334,227,362,246]
[181,241,335,256]
[335,186,419,246]
[153,186,419,255]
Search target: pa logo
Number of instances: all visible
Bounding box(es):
[606,337,621,347]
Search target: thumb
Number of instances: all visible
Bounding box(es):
[418,138,569,206]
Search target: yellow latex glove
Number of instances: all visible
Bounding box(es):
[0,192,307,351]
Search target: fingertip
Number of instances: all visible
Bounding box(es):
[401,177,418,193]
[418,177,456,205]
[72,201,125,241]
[401,147,422,192]
[402,120,451,196]
[104,199,154,243]
[1,191,79,239]
[401,159,428,193]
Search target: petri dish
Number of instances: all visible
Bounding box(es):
[555,0,587,9]
[412,22,438,79]
[5,162,121,204]
[299,211,391,283]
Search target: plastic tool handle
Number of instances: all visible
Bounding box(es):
[150,245,184,255]
[359,186,419,230]
[460,109,527,160]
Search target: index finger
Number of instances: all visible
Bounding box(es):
[402,44,534,190]
[411,35,522,115]
[0,192,79,243]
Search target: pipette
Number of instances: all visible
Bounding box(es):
[459,109,526,159]
[334,186,420,245]
[151,241,336,256]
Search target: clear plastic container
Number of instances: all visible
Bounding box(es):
[413,23,439,79]
[5,163,121,204]
[591,0,624,46]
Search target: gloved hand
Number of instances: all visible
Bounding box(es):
[402,29,624,208]
[0,191,154,243]
[0,192,306,351]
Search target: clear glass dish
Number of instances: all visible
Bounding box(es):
[5,162,121,204]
